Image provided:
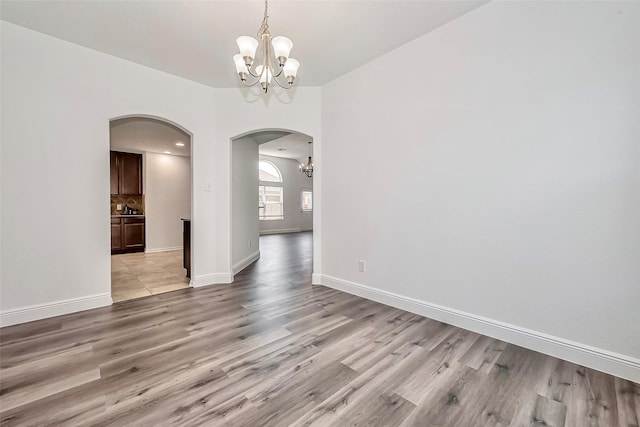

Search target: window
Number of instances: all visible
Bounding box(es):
[258,161,284,220]
[301,191,313,212]
[259,186,283,220]
[259,160,282,182]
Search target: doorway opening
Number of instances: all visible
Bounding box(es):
[109,116,193,302]
[231,129,314,286]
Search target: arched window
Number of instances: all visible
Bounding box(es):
[259,160,282,182]
[258,160,283,220]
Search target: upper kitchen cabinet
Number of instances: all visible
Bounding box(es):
[110,151,142,195]
[120,152,142,195]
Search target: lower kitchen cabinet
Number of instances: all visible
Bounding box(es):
[111,216,145,254]
[111,218,122,251]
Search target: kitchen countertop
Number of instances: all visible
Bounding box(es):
[111,214,145,218]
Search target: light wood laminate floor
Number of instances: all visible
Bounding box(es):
[111,250,189,302]
[1,232,638,426]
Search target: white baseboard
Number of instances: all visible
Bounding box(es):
[319,274,640,383]
[145,246,182,254]
[192,273,233,287]
[233,251,260,275]
[311,273,322,285]
[0,293,112,327]
[260,228,301,235]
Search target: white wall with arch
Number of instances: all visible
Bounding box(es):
[0,21,321,325]
[212,92,322,282]
[109,116,193,253]
[2,3,638,383]
[230,131,317,275]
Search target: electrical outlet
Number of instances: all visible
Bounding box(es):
[116,204,122,210]
[359,260,366,272]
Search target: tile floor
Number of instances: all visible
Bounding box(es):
[111,250,190,302]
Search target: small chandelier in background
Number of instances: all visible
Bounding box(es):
[233,0,300,93]
[300,142,313,178]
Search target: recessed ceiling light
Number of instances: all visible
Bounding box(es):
[164,151,171,154]
[175,142,185,147]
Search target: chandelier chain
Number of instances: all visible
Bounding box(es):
[258,0,270,38]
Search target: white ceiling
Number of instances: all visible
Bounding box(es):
[260,133,312,163]
[110,117,191,157]
[0,0,489,88]
[234,130,311,163]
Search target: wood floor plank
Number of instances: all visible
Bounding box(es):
[568,366,620,426]
[341,315,431,373]
[0,343,98,411]
[398,362,478,427]
[0,374,107,426]
[228,361,359,427]
[242,325,378,403]
[402,344,553,427]
[1,368,101,413]
[527,394,567,427]
[458,334,508,373]
[101,364,230,426]
[394,328,483,406]
[292,342,426,427]
[0,232,637,426]
[331,392,416,427]
[540,358,577,405]
[614,376,640,427]
[0,318,62,345]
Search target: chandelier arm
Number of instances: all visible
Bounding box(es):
[272,65,284,78]
[246,67,262,78]
[239,77,263,88]
[271,75,293,89]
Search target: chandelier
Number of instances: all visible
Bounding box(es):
[233,0,300,93]
[300,142,313,178]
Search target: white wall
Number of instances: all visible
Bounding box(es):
[259,154,313,234]
[145,152,191,252]
[232,139,259,272]
[320,1,640,381]
[0,21,322,325]
[0,21,217,322]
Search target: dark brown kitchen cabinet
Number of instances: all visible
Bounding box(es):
[111,216,145,254]
[111,218,122,251]
[124,217,145,250]
[110,151,142,196]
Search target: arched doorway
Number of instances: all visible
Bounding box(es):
[230,129,315,287]
[109,115,194,302]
